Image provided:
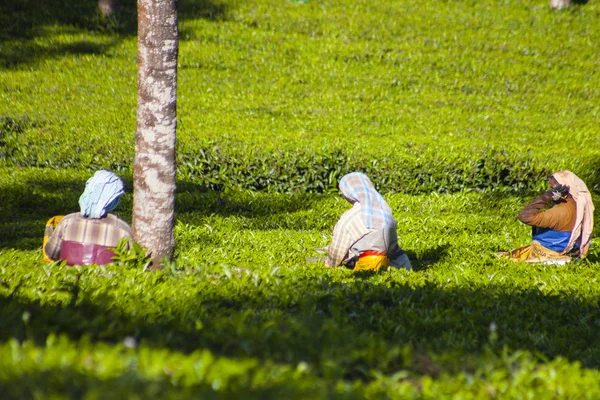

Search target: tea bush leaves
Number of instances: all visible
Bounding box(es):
[2,0,600,397]
[1,0,600,192]
[1,168,600,398]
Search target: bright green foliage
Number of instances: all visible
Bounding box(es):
[112,238,152,270]
[1,169,600,398]
[2,0,600,397]
[1,0,600,192]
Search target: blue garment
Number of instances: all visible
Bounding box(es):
[79,170,125,219]
[338,172,395,229]
[533,227,573,253]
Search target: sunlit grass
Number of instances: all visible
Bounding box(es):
[1,0,600,397]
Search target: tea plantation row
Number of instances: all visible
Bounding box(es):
[2,0,600,397]
[1,0,600,193]
[1,168,600,398]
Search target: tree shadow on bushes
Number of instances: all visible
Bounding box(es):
[0,0,228,68]
[406,244,450,271]
[0,176,88,250]
[0,367,313,400]
[176,184,322,219]
[179,0,227,21]
[0,176,320,250]
[1,275,600,382]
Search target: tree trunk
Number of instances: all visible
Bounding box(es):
[99,0,121,16]
[133,0,178,268]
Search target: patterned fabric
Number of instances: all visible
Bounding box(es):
[326,203,371,267]
[44,212,132,261]
[338,172,395,229]
[79,170,125,219]
[43,215,64,262]
[553,170,594,257]
[496,241,572,265]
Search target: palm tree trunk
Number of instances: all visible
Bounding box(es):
[133,0,178,268]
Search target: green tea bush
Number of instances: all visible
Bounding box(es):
[1,168,600,397]
[2,0,600,193]
[177,144,554,193]
[2,0,600,396]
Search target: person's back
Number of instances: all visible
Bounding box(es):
[325,172,412,271]
[44,170,131,265]
[517,188,577,253]
[45,212,132,264]
[497,170,594,264]
[349,225,411,270]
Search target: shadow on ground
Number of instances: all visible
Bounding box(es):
[0,175,319,249]
[0,274,599,382]
[0,0,228,68]
[0,366,311,400]
[2,171,600,386]
[406,244,450,271]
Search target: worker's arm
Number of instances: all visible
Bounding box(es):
[517,189,569,230]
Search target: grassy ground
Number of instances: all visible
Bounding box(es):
[1,0,600,398]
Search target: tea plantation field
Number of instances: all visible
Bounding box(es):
[2,0,600,398]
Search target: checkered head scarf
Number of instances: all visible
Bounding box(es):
[338,172,395,229]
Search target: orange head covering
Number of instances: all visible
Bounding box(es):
[552,171,594,257]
